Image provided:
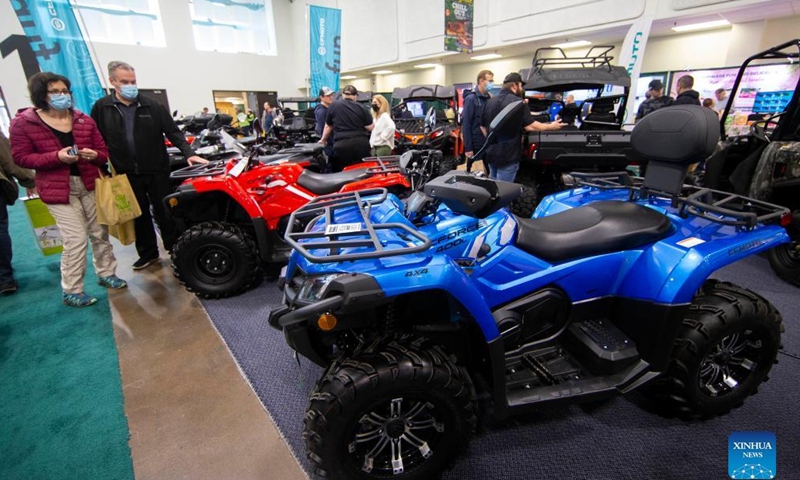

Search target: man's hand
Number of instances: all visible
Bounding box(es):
[187,155,209,165]
[26,187,38,197]
[549,119,565,130]
[465,151,473,159]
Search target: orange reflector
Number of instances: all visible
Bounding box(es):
[317,313,338,331]
[168,197,178,207]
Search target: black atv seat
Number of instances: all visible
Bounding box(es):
[297,169,370,195]
[515,201,672,262]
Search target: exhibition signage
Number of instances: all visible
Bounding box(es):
[309,5,341,97]
[444,0,473,53]
[618,13,654,123]
[8,0,105,114]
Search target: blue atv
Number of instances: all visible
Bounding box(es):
[268,105,790,480]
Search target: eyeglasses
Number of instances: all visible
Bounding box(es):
[48,90,71,95]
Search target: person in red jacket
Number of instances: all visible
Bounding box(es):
[9,72,127,307]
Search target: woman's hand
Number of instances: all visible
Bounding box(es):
[78,148,98,161]
[58,146,79,164]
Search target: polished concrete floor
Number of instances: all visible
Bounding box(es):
[108,244,306,480]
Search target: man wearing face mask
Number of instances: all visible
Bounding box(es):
[461,70,493,163]
[91,61,207,270]
[480,72,564,182]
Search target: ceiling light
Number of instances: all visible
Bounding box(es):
[340,75,358,80]
[414,63,438,69]
[471,53,502,61]
[671,19,730,32]
[550,40,592,49]
[371,70,393,75]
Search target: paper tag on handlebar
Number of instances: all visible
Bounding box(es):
[325,223,362,235]
[229,157,248,177]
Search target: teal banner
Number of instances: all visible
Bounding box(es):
[10,0,104,114]
[309,5,341,97]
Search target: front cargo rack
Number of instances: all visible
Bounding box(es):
[570,171,789,230]
[284,188,431,263]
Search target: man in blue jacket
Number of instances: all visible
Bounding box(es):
[461,70,494,161]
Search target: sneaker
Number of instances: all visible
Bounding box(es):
[132,256,160,270]
[0,280,18,295]
[98,275,127,289]
[62,292,98,307]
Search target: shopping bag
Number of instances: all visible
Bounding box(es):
[23,196,64,256]
[95,167,142,226]
[108,219,136,246]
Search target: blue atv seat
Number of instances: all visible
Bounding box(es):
[515,201,672,262]
[297,169,370,195]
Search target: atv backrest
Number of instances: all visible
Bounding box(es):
[633,105,719,195]
[424,172,521,218]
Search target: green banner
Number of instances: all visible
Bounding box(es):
[444,0,473,53]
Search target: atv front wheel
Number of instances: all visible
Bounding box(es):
[171,221,260,298]
[767,242,800,287]
[662,280,782,418]
[304,339,477,479]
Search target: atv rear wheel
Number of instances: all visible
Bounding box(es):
[509,172,538,218]
[662,280,782,418]
[437,155,460,177]
[171,221,260,298]
[304,339,477,480]
[767,242,800,287]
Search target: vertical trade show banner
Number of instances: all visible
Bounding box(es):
[9,0,104,114]
[444,0,473,53]
[618,13,654,123]
[309,5,341,97]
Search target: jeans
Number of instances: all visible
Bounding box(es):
[488,162,520,182]
[0,195,12,285]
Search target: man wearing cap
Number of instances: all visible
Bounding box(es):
[480,72,563,182]
[319,85,373,172]
[635,79,674,122]
[315,87,335,167]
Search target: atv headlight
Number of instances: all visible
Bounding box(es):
[297,274,343,302]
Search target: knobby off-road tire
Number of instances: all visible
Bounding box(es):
[171,221,260,298]
[662,280,782,418]
[304,338,477,480]
[437,155,461,178]
[767,243,800,287]
[509,172,538,218]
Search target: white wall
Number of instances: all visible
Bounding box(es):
[0,0,308,115]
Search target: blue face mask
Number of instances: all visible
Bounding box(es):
[48,93,72,110]
[119,84,138,100]
[487,83,501,97]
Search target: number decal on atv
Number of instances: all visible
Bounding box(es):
[405,268,429,277]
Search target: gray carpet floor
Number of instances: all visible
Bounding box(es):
[202,254,799,479]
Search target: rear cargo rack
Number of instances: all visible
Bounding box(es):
[285,189,431,263]
[531,46,616,73]
[362,156,402,175]
[571,171,789,229]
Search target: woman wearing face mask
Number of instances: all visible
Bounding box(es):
[369,96,395,157]
[9,72,126,307]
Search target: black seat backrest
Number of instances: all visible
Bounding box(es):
[559,103,581,125]
[632,105,720,195]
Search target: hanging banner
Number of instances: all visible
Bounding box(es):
[618,13,654,124]
[9,0,104,114]
[309,5,341,98]
[444,0,473,53]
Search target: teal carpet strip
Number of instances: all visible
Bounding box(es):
[0,202,134,480]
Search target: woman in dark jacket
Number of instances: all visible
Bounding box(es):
[10,72,126,307]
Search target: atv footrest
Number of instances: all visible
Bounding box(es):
[564,319,638,375]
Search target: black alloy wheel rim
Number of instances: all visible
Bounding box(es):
[347,397,444,476]
[776,242,800,263]
[192,245,235,283]
[698,329,763,397]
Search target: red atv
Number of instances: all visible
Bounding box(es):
[165,148,440,298]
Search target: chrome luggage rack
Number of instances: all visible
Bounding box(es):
[285,188,431,263]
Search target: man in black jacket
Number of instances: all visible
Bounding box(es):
[318,85,373,172]
[91,61,207,270]
[673,75,701,105]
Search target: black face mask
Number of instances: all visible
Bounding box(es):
[371,104,380,112]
